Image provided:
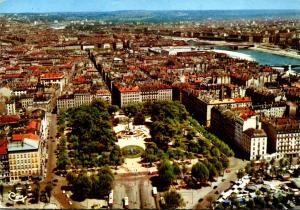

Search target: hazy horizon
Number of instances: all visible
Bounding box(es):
[1,9,300,14]
[0,0,300,13]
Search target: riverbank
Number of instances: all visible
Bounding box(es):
[251,45,300,60]
[210,49,254,62]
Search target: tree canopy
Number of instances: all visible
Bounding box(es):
[191,162,209,184]
[59,99,123,168]
[162,191,185,209]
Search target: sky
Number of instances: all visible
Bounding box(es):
[0,0,300,13]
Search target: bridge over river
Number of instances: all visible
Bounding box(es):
[270,64,300,70]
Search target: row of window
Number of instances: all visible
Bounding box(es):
[10,169,38,176]
[278,133,300,137]
[10,164,39,170]
[10,159,38,164]
[9,153,37,159]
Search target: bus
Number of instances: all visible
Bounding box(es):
[123,197,129,209]
[108,190,113,207]
[152,187,157,196]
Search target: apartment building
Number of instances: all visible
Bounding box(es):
[263,118,300,157]
[253,103,287,118]
[241,128,268,160]
[8,136,41,182]
[0,140,9,183]
[5,100,16,115]
[40,73,66,92]
[57,90,112,114]
[182,88,252,127]
[19,95,34,109]
[119,87,142,107]
[210,106,265,160]
[141,84,172,103]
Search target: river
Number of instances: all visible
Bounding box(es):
[218,47,300,72]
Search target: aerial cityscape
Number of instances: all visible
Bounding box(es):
[0,0,300,209]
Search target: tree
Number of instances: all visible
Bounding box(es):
[191,162,209,185]
[0,184,3,202]
[270,158,275,166]
[92,173,114,198]
[123,103,143,117]
[237,169,245,179]
[143,142,164,165]
[108,105,119,115]
[109,145,123,166]
[207,196,214,208]
[133,112,145,125]
[173,162,182,178]
[151,119,181,151]
[91,99,109,114]
[45,182,53,203]
[214,160,223,174]
[220,155,230,168]
[158,160,176,189]
[149,101,188,122]
[72,174,92,200]
[162,191,184,209]
[57,150,70,170]
[204,161,219,180]
[66,172,75,185]
[245,163,252,174]
[247,198,255,209]
[211,147,221,158]
[33,181,40,203]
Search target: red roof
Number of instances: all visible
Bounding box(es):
[119,86,140,93]
[233,97,251,103]
[74,76,86,83]
[12,133,39,141]
[2,74,23,79]
[41,73,64,79]
[128,65,137,70]
[29,66,41,71]
[0,115,19,124]
[0,140,8,155]
[27,120,38,130]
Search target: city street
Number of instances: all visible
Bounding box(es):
[195,157,248,209]
[113,175,156,209]
[40,113,79,209]
[45,113,57,182]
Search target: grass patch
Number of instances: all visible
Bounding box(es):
[122,145,144,158]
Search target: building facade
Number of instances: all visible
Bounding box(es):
[0,140,10,183]
[263,118,300,157]
[242,128,268,160]
[8,138,41,182]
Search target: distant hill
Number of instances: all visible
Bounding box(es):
[2,10,300,23]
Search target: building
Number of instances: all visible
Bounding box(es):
[253,103,287,118]
[119,86,141,107]
[242,128,268,160]
[56,90,112,114]
[19,95,34,109]
[140,84,172,103]
[263,118,300,157]
[210,106,264,160]
[5,100,16,115]
[57,94,75,114]
[182,89,252,127]
[0,140,10,183]
[40,73,66,92]
[8,136,42,182]
[113,83,173,107]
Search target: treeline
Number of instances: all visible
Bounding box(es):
[66,167,114,201]
[58,99,123,169]
[122,101,234,190]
